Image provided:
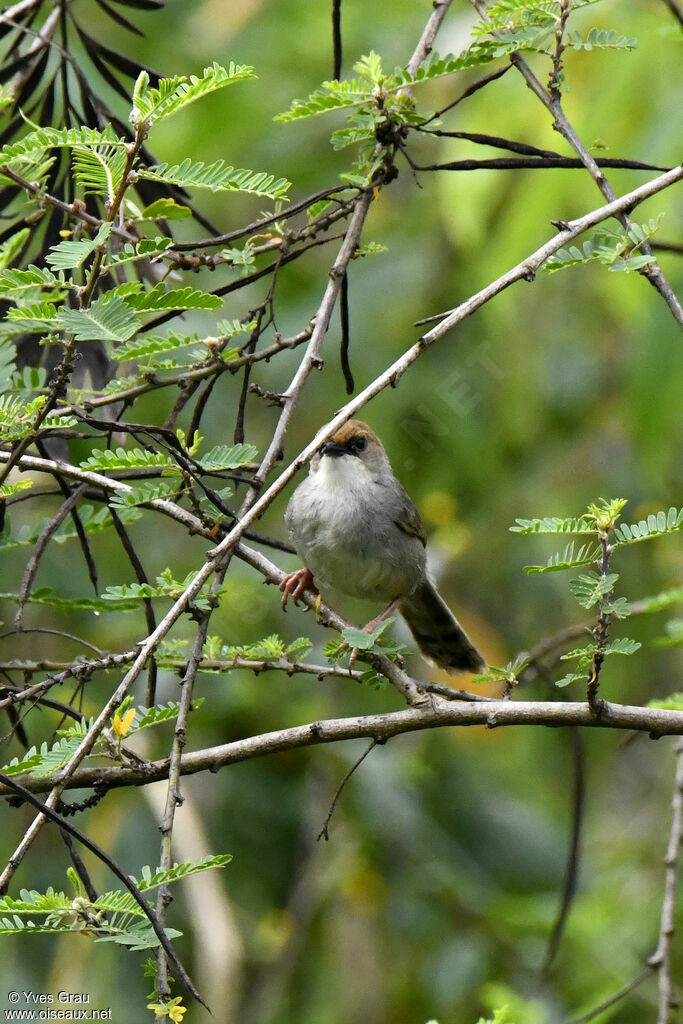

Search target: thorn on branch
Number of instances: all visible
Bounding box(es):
[248,384,286,406]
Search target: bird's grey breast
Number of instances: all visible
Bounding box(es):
[286,457,425,601]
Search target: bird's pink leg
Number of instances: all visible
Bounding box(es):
[347,596,403,668]
[362,596,403,634]
[279,567,318,610]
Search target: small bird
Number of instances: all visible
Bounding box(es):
[280,420,486,674]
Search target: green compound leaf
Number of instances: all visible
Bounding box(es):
[56,294,138,342]
[524,541,600,575]
[122,283,222,313]
[131,63,254,126]
[568,571,619,609]
[614,508,683,546]
[137,159,290,199]
[80,446,176,473]
[197,443,258,471]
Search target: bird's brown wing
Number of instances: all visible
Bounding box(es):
[394,488,427,547]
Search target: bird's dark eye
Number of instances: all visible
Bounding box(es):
[350,437,367,454]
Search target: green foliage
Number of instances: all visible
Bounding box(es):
[126,699,205,735]
[0,124,125,166]
[72,145,127,203]
[614,507,683,546]
[0,11,679,1020]
[112,331,209,362]
[633,586,683,614]
[136,198,192,221]
[555,633,642,688]
[523,540,600,575]
[470,0,636,58]
[510,515,595,534]
[102,568,219,610]
[0,587,139,612]
[5,302,58,332]
[515,498,679,689]
[544,219,663,275]
[322,618,407,671]
[122,283,223,313]
[0,339,15,392]
[0,228,30,270]
[1,698,208,781]
[0,265,59,299]
[472,654,530,686]
[1,735,83,778]
[0,393,46,441]
[568,571,619,609]
[654,620,683,649]
[648,691,683,710]
[130,63,254,126]
[101,237,173,273]
[200,633,313,665]
[109,481,182,509]
[0,857,231,944]
[0,480,33,499]
[0,504,141,553]
[565,27,638,51]
[80,446,176,473]
[137,159,291,199]
[57,294,139,342]
[46,223,112,271]
[197,443,258,471]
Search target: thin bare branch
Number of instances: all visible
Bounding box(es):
[5,699,683,799]
[509,54,683,327]
[317,739,378,841]
[649,741,683,1022]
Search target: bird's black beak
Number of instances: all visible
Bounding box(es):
[320,441,348,458]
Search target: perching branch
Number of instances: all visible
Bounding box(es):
[4,699,683,799]
[649,742,683,1023]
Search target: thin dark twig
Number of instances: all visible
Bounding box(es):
[660,0,683,28]
[0,771,208,1010]
[423,64,511,123]
[420,682,495,702]
[417,156,670,173]
[60,829,99,903]
[564,967,653,1024]
[339,271,354,393]
[186,372,221,448]
[234,313,264,447]
[15,484,88,631]
[109,509,158,707]
[171,185,355,252]
[418,128,562,156]
[35,440,99,595]
[0,626,104,655]
[318,739,378,841]
[332,0,342,79]
[144,232,345,335]
[0,681,85,723]
[651,242,683,255]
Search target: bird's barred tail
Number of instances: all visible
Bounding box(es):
[401,580,486,674]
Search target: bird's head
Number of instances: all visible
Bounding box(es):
[314,420,391,479]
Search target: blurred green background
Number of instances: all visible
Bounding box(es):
[0,1,681,1021]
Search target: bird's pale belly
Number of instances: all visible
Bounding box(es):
[289,486,424,603]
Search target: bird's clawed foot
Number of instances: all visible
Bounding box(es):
[342,597,403,670]
[280,567,318,610]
